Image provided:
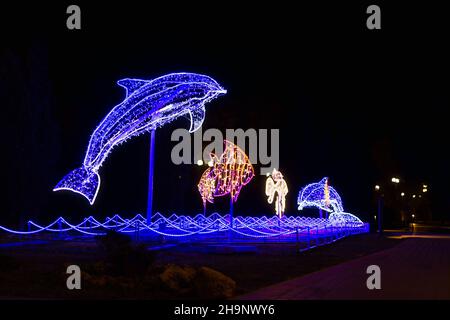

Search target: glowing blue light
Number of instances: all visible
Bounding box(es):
[297,177,364,227]
[328,212,365,227]
[53,73,227,204]
[297,177,344,213]
[0,213,368,239]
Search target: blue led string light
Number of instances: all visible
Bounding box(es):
[0,213,368,239]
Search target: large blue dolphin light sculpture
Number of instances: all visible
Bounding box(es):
[53,73,227,204]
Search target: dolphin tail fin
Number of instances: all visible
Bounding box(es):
[53,167,100,205]
[188,106,206,133]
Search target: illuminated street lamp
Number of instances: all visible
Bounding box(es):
[401,192,405,197]
[197,159,204,166]
[374,184,383,234]
[391,177,400,184]
[412,194,416,198]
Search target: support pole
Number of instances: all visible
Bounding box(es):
[228,197,234,242]
[229,197,234,228]
[146,130,156,225]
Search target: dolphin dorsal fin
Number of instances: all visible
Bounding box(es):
[117,78,148,97]
[188,106,206,133]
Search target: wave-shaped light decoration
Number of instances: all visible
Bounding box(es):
[0,213,369,239]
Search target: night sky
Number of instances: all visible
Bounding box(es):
[1,2,449,225]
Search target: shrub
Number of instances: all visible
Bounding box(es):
[84,272,136,290]
[159,264,196,294]
[159,264,236,299]
[193,267,236,299]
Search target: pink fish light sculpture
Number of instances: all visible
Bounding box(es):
[198,167,216,208]
[198,140,254,207]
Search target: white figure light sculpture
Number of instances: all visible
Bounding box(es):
[54,73,227,204]
[265,168,288,218]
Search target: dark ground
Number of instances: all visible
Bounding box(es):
[240,236,450,299]
[0,233,401,299]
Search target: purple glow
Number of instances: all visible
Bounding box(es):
[53,73,226,204]
[0,213,369,239]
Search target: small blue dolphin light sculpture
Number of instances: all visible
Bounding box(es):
[297,177,364,226]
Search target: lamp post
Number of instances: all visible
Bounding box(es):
[391,177,401,226]
[375,185,383,234]
[146,130,156,224]
[374,176,399,234]
[377,194,383,234]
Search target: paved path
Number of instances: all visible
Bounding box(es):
[239,237,450,299]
